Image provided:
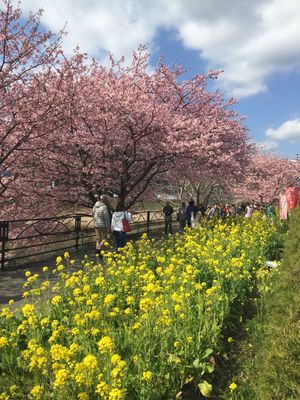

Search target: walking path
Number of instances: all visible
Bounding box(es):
[0,227,173,307]
[0,244,96,306]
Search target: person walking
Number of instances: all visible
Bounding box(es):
[237,203,246,215]
[231,204,237,217]
[191,207,201,228]
[245,203,252,218]
[207,204,217,220]
[177,201,187,233]
[265,202,276,223]
[111,205,132,251]
[163,201,174,235]
[186,200,195,227]
[92,195,111,257]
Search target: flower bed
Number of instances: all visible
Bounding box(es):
[0,215,275,400]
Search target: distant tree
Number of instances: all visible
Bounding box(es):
[170,172,232,208]
[233,153,300,204]
[164,134,250,208]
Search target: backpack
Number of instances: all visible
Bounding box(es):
[122,212,132,232]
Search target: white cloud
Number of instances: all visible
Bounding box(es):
[18,0,159,59]
[266,119,300,140]
[256,140,278,153]
[177,0,300,97]
[17,0,300,98]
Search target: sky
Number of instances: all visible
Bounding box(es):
[16,0,300,159]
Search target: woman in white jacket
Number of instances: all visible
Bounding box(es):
[191,208,201,228]
[111,205,132,251]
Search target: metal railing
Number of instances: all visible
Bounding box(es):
[0,211,173,270]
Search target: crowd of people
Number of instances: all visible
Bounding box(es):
[92,194,276,255]
[162,200,276,236]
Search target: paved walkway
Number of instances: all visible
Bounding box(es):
[0,244,96,306]
[0,227,172,307]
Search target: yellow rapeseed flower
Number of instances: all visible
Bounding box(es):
[54,368,70,387]
[108,388,126,400]
[104,294,116,305]
[111,354,122,365]
[30,385,43,398]
[142,371,153,381]
[0,337,8,348]
[22,304,35,317]
[98,336,113,353]
[229,382,237,391]
[78,393,88,400]
[51,295,62,305]
[96,381,109,397]
[82,354,98,370]
[95,276,105,286]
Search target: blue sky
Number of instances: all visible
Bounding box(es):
[16,0,300,159]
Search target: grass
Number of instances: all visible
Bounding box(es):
[225,207,300,400]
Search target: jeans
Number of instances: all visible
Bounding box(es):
[113,231,126,251]
[164,216,173,235]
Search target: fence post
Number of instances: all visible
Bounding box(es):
[146,211,150,235]
[0,221,9,270]
[75,216,81,250]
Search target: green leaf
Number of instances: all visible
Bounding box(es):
[204,363,214,374]
[201,348,214,360]
[198,380,213,398]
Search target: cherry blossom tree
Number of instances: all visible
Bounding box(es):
[0,0,67,217]
[0,1,249,219]
[16,47,249,216]
[166,170,232,207]
[233,153,300,204]
[163,138,250,208]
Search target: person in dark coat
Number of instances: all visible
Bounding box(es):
[186,200,195,227]
[177,201,187,233]
[163,201,174,235]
